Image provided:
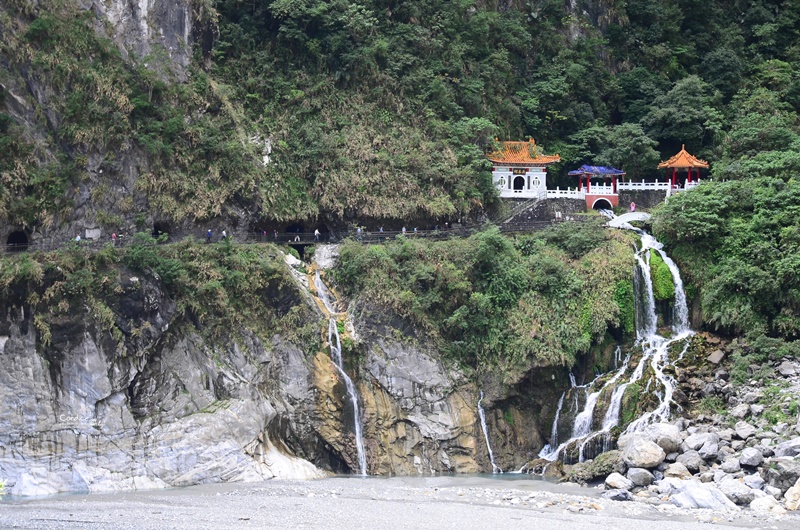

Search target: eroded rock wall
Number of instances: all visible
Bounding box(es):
[0,255,516,494]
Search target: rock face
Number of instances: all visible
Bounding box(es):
[0,260,485,495]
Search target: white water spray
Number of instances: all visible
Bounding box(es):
[538,217,694,463]
[314,272,367,475]
[478,391,502,473]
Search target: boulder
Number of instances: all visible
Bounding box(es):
[627,467,654,487]
[762,457,800,493]
[744,473,765,490]
[664,462,692,479]
[643,423,682,454]
[777,361,796,376]
[730,403,750,419]
[669,480,738,510]
[764,485,782,499]
[739,447,764,468]
[717,476,755,505]
[749,495,786,514]
[698,439,719,461]
[605,472,634,491]
[707,349,725,364]
[734,421,757,440]
[622,438,665,469]
[676,450,704,473]
[773,437,800,458]
[602,489,633,501]
[750,404,765,416]
[785,478,800,511]
[683,432,718,452]
[720,457,741,474]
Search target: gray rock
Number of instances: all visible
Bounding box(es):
[785,477,800,511]
[764,485,782,499]
[743,473,765,490]
[762,457,800,493]
[707,349,725,364]
[777,361,796,376]
[717,445,735,461]
[698,439,720,461]
[773,437,800,458]
[717,476,755,505]
[731,440,746,451]
[669,480,738,510]
[750,404,765,416]
[622,438,666,469]
[717,428,735,442]
[605,472,634,491]
[676,450,704,473]
[643,423,683,454]
[627,467,654,487]
[652,470,664,481]
[739,447,764,468]
[749,495,787,514]
[699,472,715,483]
[721,457,741,473]
[602,489,633,501]
[734,421,757,440]
[730,403,750,419]
[682,432,718,452]
[664,462,692,479]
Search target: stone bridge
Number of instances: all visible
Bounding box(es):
[606,212,651,228]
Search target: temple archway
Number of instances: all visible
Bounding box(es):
[513,176,525,191]
[592,198,613,211]
[6,231,29,252]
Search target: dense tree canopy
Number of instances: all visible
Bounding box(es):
[2,0,800,225]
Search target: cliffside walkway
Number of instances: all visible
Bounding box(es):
[2,219,584,255]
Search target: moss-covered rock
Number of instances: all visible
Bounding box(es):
[563,449,625,484]
[649,250,675,301]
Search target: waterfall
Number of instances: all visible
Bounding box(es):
[477,391,502,473]
[656,250,689,333]
[314,272,367,476]
[538,219,694,463]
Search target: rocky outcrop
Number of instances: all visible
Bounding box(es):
[0,253,499,494]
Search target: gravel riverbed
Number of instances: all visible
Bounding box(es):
[1,476,798,529]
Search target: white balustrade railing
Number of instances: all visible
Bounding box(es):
[546,187,585,199]
[584,185,615,195]
[618,180,670,190]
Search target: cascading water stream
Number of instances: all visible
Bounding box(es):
[478,391,502,473]
[538,217,694,463]
[314,271,367,476]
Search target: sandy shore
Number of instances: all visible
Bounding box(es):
[1,475,797,529]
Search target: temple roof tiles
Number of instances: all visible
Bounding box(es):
[658,145,709,169]
[487,138,561,165]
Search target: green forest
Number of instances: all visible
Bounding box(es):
[1,0,799,360]
[1,0,800,228]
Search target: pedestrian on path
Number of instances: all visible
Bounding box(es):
[206,229,212,243]
[630,202,636,212]
[314,229,320,242]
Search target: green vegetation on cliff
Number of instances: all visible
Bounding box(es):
[0,238,319,352]
[335,222,635,369]
[3,1,800,229]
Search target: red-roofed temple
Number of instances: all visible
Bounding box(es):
[658,145,709,190]
[488,139,561,198]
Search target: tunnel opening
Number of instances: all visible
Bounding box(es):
[6,231,29,252]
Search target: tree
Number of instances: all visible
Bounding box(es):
[641,76,718,151]
[596,123,660,178]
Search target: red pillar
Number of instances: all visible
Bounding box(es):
[578,176,582,192]
[672,168,676,188]
[613,176,618,194]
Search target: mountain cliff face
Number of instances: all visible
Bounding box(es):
[0,244,508,494]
